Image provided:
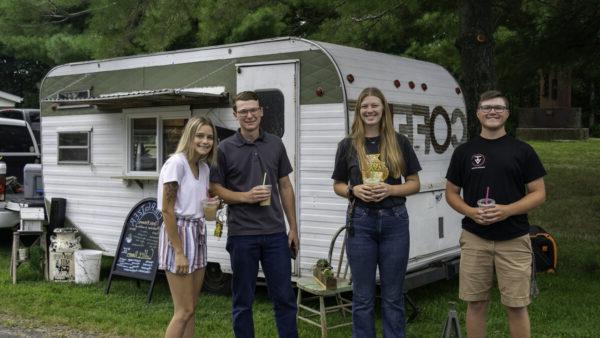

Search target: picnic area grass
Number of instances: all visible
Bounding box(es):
[1,139,599,337]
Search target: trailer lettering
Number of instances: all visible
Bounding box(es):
[394,105,466,154]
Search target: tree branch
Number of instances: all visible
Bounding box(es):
[351,3,403,23]
[43,1,117,24]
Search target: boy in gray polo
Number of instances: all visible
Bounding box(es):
[210,91,299,338]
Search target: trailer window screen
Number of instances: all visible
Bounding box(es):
[131,118,157,171]
[58,131,90,163]
[162,118,187,164]
[127,115,188,174]
[256,90,284,137]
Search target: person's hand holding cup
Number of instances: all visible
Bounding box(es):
[476,198,495,225]
[259,184,272,206]
[202,197,220,221]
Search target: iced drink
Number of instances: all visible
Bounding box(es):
[363,177,379,186]
[202,199,219,221]
[259,184,272,206]
[477,198,495,208]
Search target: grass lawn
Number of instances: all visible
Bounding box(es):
[1,139,599,337]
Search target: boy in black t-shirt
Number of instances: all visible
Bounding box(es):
[445,90,546,338]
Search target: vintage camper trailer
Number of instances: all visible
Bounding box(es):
[40,37,466,292]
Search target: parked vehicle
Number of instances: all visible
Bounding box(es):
[39,37,467,292]
[0,108,41,146]
[0,117,41,228]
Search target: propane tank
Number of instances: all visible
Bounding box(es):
[0,158,6,202]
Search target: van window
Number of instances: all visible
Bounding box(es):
[29,111,40,123]
[0,110,24,120]
[0,125,34,152]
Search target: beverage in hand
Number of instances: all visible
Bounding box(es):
[202,199,219,221]
[363,177,379,186]
[477,198,495,208]
[259,184,272,206]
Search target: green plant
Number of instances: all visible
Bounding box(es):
[27,245,44,277]
[316,258,330,269]
[322,268,333,279]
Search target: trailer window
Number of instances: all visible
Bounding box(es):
[57,131,91,164]
[256,90,284,137]
[131,118,157,171]
[125,109,189,176]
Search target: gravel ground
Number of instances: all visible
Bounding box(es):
[0,314,123,338]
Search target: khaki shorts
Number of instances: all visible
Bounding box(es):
[459,230,533,307]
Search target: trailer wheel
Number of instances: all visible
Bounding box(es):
[203,262,232,295]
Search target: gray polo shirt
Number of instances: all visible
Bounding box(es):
[210,129,293,236]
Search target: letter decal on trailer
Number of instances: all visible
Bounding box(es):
[393,104,467,154]
[430,106,451,154]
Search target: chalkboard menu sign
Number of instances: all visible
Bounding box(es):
[105,198,162,303]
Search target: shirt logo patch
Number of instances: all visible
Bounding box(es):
[471,154,486,169]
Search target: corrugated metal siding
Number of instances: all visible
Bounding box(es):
[42,113,156,254]
[297,103,347,276]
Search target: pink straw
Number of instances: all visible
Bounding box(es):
[485,186,490,201]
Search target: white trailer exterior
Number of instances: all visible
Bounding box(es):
[40,37,467,290]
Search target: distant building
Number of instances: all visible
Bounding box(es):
[517,69,588,140]
[0,90,23,108]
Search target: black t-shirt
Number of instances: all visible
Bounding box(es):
[445,135,546,241]
[332,133,422,209]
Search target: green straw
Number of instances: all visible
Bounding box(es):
[262,172,267,185]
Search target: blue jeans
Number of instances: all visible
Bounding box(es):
[347,204,410,338]
[226,232,298,338]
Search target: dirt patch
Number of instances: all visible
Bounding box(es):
[0,313,128,338]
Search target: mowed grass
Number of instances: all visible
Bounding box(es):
[1,139,599,337]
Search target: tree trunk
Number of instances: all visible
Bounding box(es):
[456,0,497,139]
[590,82,596,127]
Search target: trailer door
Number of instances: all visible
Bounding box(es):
[236,61,298,188]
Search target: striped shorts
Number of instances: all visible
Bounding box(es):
[158,217,207,274]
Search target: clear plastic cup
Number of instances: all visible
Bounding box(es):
[259,184,272,206]
[202,199,220,221]
[477,198,495,208]
[363,177,379,186]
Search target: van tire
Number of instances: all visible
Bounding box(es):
[203,262,232,295]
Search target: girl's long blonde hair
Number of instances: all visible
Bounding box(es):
[350,87,404,178]
[175,116,218,166]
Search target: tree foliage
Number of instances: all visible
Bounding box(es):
[0,0,598,134]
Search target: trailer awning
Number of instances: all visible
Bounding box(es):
[43,87,229,109]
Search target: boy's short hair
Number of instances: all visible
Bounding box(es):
[233,91,260,112]
[479,90,509,109]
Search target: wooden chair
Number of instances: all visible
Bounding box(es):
[297,226,352,337]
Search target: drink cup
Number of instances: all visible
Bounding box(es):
[202,199,220,221]
[259,184,272,206]
[363,177,379,186]
[477,198,495,209]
